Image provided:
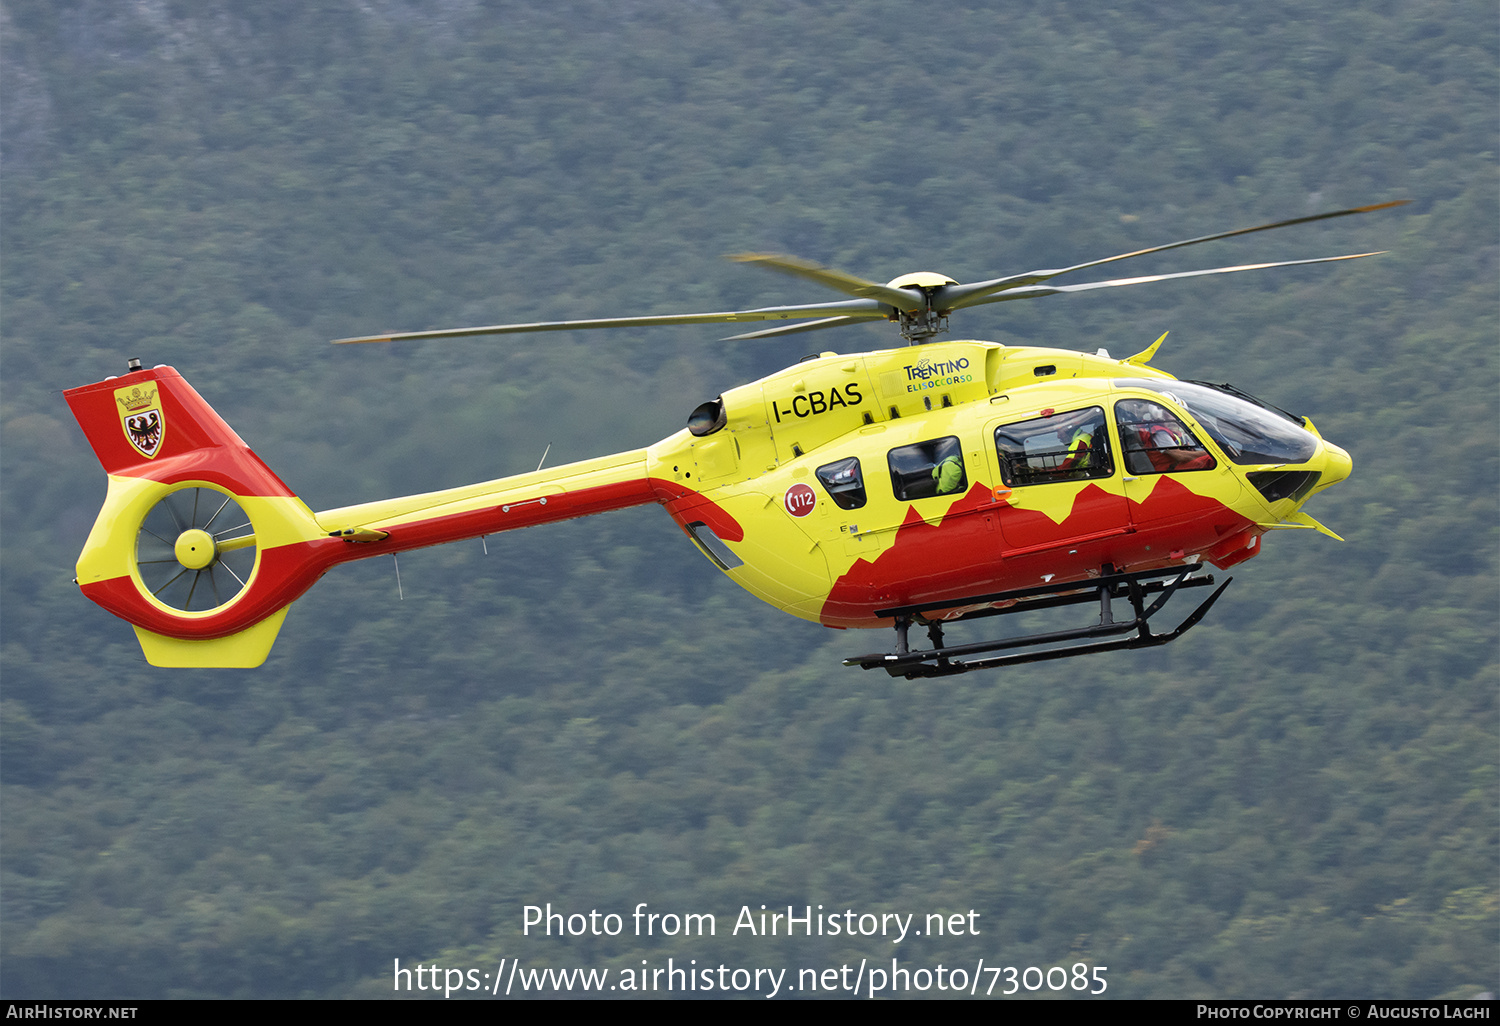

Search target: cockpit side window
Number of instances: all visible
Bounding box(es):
[888,437,966,501]
[994,407,1113,487]
[816,456,867,510]
[1114,379,1318,465]
[1115,398,1217,474]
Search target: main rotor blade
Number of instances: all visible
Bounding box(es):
[943,200,1408,310]
[332,202,1404,346]
[958,252,1385,308]
[728,253,927,312]
[332,298,888,344]
[719,314,886,341]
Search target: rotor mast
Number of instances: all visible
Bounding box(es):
[884,271,959,343]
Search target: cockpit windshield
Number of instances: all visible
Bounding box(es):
[1113,379,1319,465]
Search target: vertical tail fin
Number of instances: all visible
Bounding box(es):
[66,365,295,492]
[65,366,329,667]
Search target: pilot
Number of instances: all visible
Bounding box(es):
[1142,421,1213,471]
[931,454,964,495]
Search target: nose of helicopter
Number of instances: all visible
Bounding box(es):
[1318,441,1353,490]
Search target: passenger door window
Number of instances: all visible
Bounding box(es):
[993,407,1113,486]
[888,437,967,501]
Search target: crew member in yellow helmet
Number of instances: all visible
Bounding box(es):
[932,454,965,494]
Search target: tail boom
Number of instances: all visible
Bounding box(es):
[314,448,660,554]
[66,366,664,665]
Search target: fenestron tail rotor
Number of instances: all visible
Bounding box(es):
[332,200,1407,347]
[136,487,258,612]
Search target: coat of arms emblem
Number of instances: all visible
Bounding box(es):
[115,384,166,459]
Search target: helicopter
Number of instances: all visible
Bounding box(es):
[65,201,1404,673]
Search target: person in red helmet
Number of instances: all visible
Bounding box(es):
[1118,398,1216,474]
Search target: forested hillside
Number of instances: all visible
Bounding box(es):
[2,0,1495,999]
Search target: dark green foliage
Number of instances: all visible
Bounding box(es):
[2,0,1495,999]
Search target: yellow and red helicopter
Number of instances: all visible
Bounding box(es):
[65,201,1404,674]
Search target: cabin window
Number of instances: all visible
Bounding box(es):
[1247,469,1320,503]
[1114,378,1318,465]
[1114,399,1217,474]
[816,457,867,510]
[994,406,1114,487]
[888,437,967,501]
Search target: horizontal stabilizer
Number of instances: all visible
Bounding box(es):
[133,608,290,668]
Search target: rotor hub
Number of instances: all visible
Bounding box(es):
[886,271,958,290]
[174,529,217,570]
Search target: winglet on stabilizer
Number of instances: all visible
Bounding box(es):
[1125,331,1169,366]
[1258,511,1345,541]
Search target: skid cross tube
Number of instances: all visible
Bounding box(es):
[845,565,1233,678]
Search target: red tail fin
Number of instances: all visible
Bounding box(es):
[65,365,295,496]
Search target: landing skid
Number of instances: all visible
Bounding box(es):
[844,564,1232,678]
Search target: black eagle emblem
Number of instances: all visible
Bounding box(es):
[126,411,162,455]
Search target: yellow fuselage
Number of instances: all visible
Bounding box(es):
[642,340,1349,627]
